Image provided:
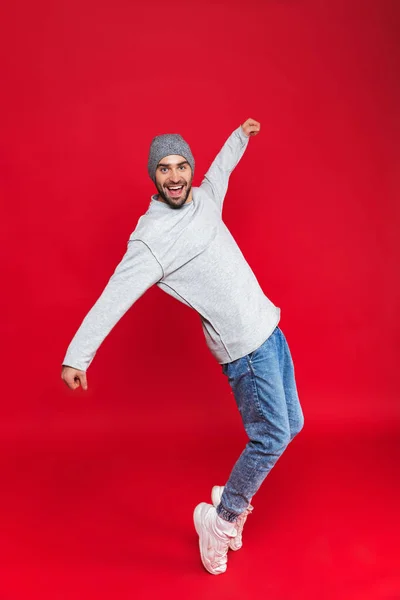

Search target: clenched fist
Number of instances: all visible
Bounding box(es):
[241,118,260,137]
[61,365,88,391]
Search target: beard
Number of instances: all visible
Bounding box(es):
[155,180,193,209]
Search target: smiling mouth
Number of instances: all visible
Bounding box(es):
[166,185,185,197]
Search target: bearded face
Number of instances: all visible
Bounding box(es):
[155,155,193,209]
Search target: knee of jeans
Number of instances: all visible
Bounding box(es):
[246,419,292,453]
[290,412,304,441]
[275,428,291,451]
[259,424,291,455]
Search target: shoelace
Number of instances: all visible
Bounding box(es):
[236,503,254,527]
[212,527,237,567]
[232,504,254,549]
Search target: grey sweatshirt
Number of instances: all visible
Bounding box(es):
[62,126,280,372]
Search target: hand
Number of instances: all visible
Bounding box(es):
[241,118,260,137]
[61,365,88,391]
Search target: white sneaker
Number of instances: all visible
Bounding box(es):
[211,485,254,551]
[193,502,237,575]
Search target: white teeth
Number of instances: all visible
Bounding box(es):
[169,186,183,189]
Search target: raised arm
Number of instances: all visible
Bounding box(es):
[199,118,260,213]
[61,239,163,388]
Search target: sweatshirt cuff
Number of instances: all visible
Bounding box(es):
[237,125,250,142]
[62,361,88,372]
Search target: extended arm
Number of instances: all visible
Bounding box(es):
[199,118,260,213]
[61,239,163,376]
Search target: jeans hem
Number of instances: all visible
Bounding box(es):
[216,503,240,523]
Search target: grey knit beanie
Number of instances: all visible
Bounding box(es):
[147,133,195,183]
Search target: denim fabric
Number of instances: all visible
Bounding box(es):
[216,325,304,523]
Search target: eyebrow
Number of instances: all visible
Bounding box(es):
[157,160,189,168]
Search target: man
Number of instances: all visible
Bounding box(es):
[61,118,304,575]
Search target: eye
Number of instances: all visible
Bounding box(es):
[179,165,186,170]
[160,167,168,173]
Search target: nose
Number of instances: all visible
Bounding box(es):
[169,168,181,182]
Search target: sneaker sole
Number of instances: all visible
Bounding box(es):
[193,503,206,538]
[211,485,224,507]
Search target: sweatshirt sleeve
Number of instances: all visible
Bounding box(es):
[199,125,249,213]
[62,239,163,372]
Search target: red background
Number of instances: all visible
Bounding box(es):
[1,0,399,598]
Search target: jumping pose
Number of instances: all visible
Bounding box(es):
[61,118,304,575]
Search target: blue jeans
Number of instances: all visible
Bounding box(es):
[216,325,304,523]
